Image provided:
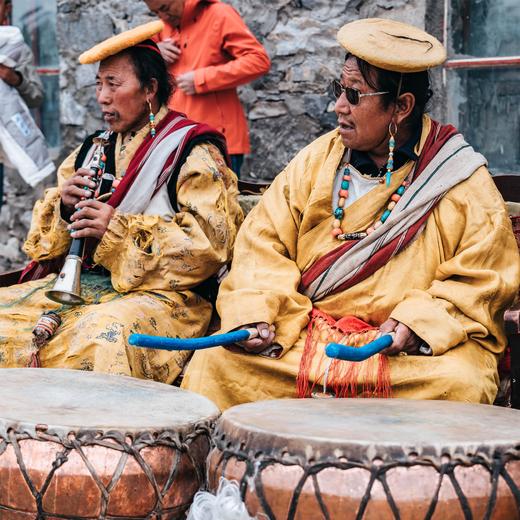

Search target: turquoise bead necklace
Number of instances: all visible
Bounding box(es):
[331,162,409,241]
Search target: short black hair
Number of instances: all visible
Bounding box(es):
[122,40,174,106]
[345,53,433,128]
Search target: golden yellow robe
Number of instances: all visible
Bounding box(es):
[0,107,243,383]
[183,116,520,409]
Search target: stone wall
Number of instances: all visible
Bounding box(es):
[0,0,432,271]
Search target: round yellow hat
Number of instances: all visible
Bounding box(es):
[337,18,446,73]
[79,20,164,65]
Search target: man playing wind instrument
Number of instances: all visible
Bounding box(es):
[0,21,242,382]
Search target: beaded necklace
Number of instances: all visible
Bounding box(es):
[331,160,409,241]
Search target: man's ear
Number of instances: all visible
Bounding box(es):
[146,78,159,98]
[394,92,415,126]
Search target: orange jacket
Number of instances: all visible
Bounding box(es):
[154,0,271,154]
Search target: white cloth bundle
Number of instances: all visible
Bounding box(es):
[0,26,54,187]
[187,478,256,520]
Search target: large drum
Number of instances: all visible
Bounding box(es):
[0,368,219,519]
[208,399,520,519]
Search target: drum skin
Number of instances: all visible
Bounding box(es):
[0,369,220,519]
[208,399,520,519]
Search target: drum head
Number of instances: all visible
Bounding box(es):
[0,368,219,437]
[215,398,520,461]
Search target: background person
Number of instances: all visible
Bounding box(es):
[0,0,42,108]
[0,0,49,208]
[144,0,271,176]
[0,22,242,383]
[182,18,520,410]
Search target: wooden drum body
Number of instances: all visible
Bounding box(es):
[208,399,520,519]
[0,369,219,519]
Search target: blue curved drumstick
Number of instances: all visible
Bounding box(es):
[325,334,394,362]
[128,328,258,351]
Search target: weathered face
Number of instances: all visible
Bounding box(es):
[334,56,395,153]
[96,54,150,135]
[145,0,185,28]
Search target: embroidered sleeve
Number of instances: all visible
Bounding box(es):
[94,143,243,293]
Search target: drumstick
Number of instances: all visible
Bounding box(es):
[325,333,395,362]
[128,328,259,351]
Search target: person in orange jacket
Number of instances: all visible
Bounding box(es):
[144,0,271,176]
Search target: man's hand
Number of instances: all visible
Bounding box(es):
[0,64,22,87]
[378,318,422,356]
[176,71,196,95]
[227,322,276,354]
[157,39,181,64]
[68,199,115,240]
[61,168,97,211]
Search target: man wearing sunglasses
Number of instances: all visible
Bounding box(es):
[183,18,519,410]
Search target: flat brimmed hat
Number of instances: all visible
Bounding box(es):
[337,18,446,73]
[79,20,164,64]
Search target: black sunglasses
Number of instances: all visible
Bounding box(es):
[330,79,389,105]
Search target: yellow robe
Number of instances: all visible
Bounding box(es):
[183,116,520,409]
[0,107,243,383]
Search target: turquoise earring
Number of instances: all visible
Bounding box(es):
[385,122,397,186]
[148,100,156,138]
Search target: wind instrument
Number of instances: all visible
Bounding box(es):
[45,131,113,305]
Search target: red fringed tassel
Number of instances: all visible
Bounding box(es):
[296,309,392,399]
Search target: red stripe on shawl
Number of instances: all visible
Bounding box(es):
[107,110,228,209]
[332,211,432,294]
[299,120,459,295]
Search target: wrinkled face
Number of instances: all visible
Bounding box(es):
[334,56,395,152]
[145,0,185,28]
[96,54,150,135]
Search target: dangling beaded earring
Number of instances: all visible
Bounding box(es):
[147,100,156,138]
[385,121,397,186]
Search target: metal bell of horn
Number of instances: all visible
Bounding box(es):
[45,249,84,305]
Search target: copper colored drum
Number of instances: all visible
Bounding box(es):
[208,399,520,519]
[0,368,219,519]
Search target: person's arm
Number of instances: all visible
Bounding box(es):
[390,167,520,356]
[216,154,314,355]
[0,64,21,87]
[93,143,243,293]
[11,43,44,108]
[193,4,270,94]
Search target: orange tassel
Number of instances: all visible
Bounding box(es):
[297,309,392,399]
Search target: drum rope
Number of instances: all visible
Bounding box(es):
[0,422,215,518]
[212,435,520,520]
[311,473,331,520]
